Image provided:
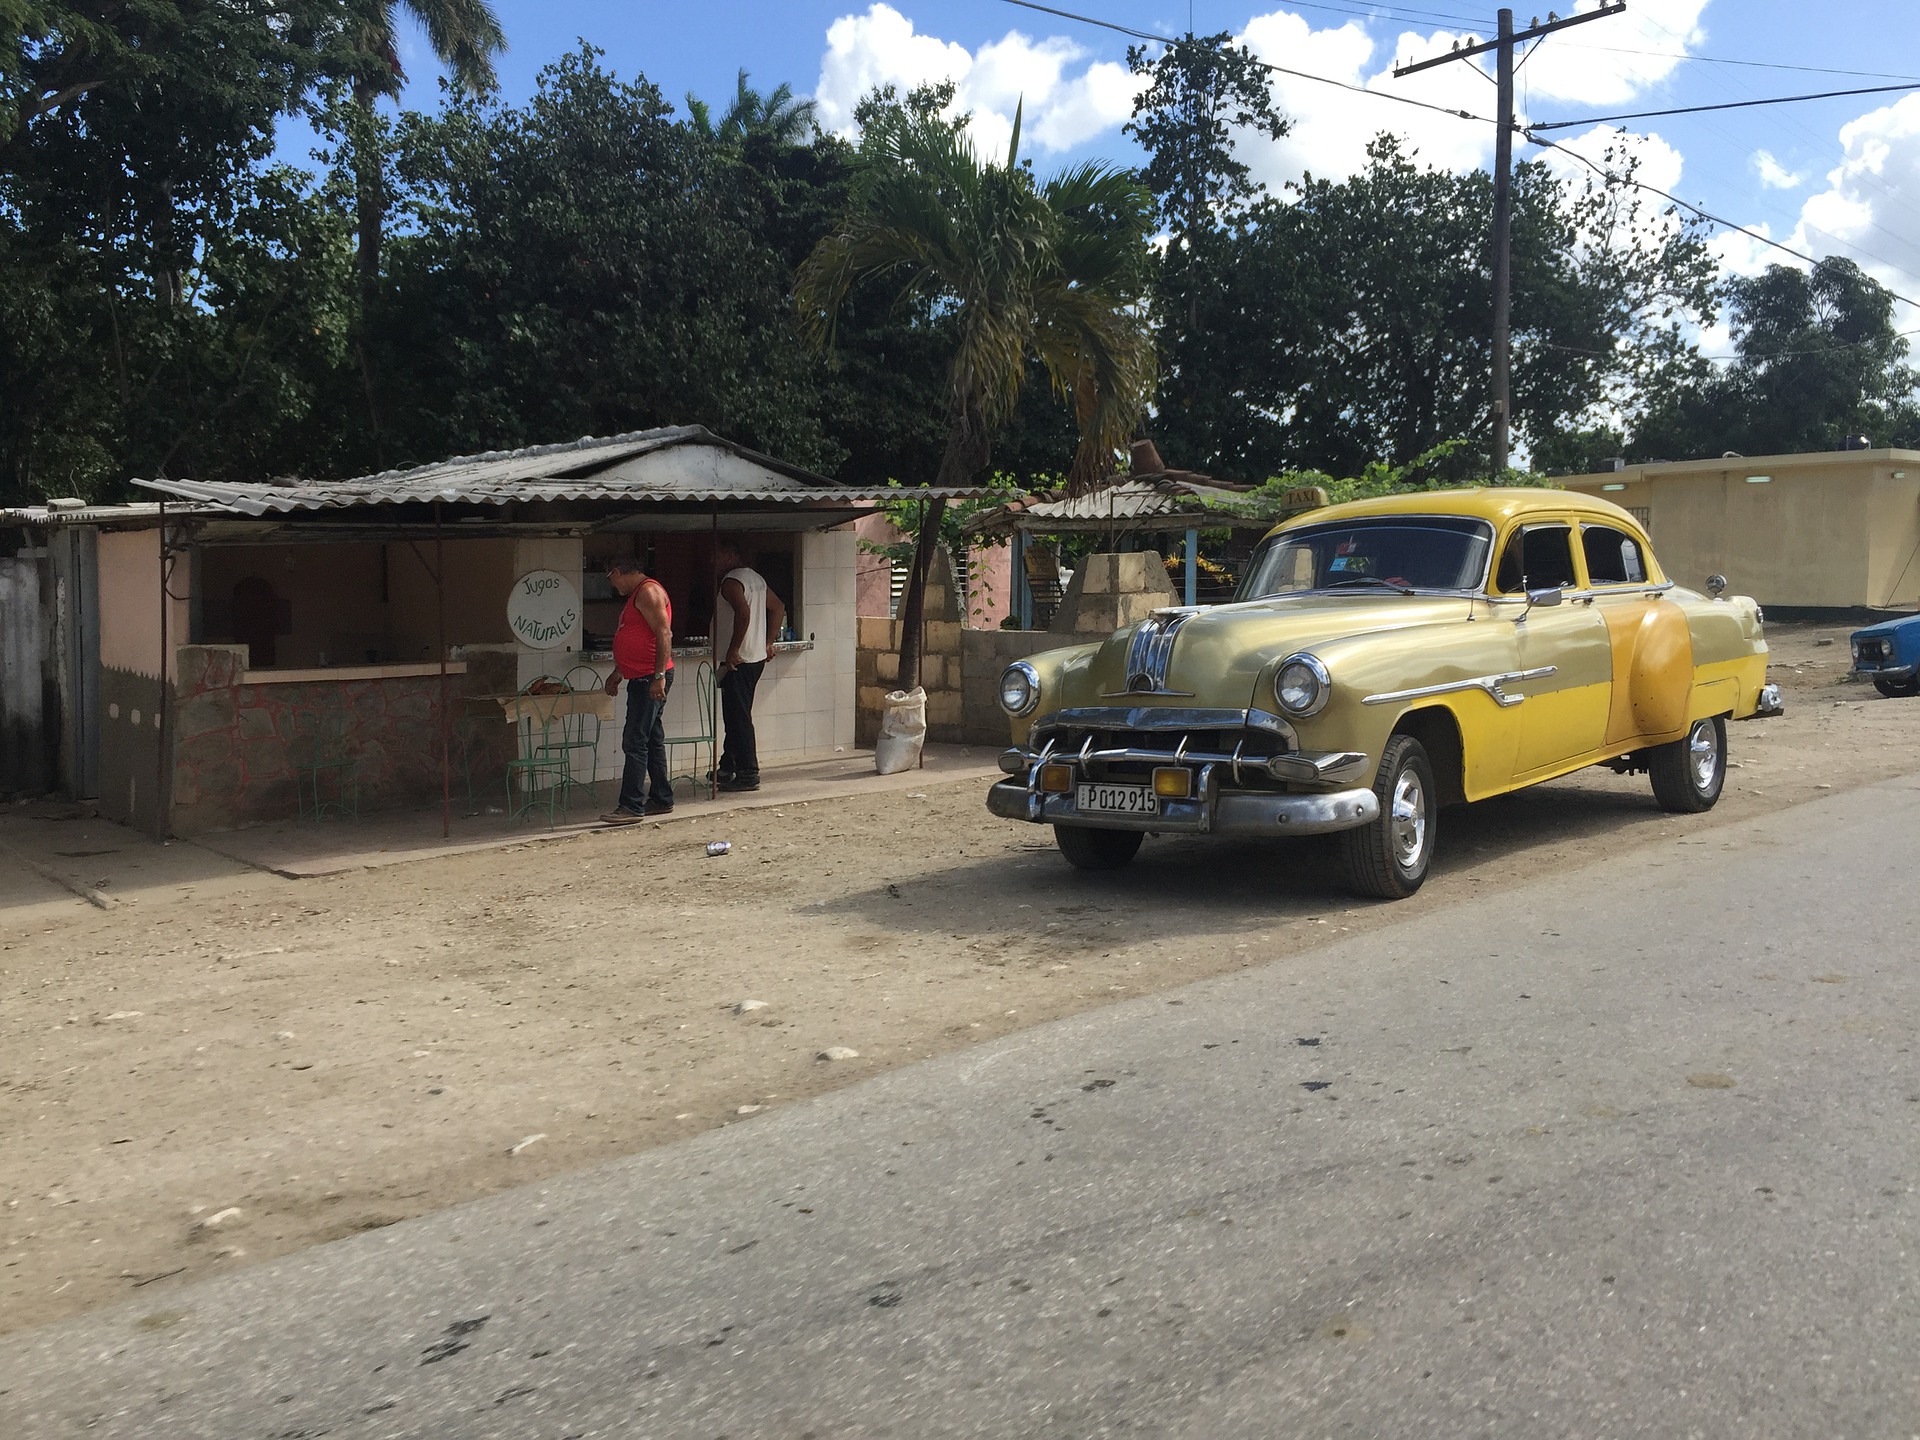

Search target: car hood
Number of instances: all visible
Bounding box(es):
[1060,593,1478,710]
[1850,614,1920,642]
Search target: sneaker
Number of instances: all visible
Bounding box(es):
[717,775,760,793]
[599,809,646,825]
[644,799,675,816]
[705,767,736,785]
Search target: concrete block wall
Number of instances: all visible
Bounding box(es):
[856,549,1172,749]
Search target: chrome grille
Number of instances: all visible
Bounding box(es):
[1123,608,1201,693]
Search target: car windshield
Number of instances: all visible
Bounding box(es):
[1237,517,1494,599]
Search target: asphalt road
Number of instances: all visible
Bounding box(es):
[5,775,1918,1439]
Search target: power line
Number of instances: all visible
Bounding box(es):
[1554,43,1920,84]
[997,0,1496,124]
[1539,329,1920,362]
[1531,81,1920,133]
[1524,130,1920,312]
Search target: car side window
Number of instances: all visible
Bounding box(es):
[1494,525,1577,593]
[1581,525,1648,585]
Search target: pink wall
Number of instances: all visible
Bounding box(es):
[851,513,1013,628]
[98,528,190,681]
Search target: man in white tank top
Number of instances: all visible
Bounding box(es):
[712,537,786,791]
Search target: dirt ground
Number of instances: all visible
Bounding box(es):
[3,622,1917,1336]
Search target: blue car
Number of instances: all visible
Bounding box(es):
[1851,615,1920,697]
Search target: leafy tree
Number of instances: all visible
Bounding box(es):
[342,0,504,288]
[1139,133,1717,481]
[1,0,353,502]
[366,46,846,471]
[687,69,818,146]
[794,101,1157,687]
[1630,256,1920,459]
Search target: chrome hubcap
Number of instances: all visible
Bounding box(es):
[1689,721,1720,790]
[1390,768,1427,871]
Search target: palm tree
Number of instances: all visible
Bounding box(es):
[348,0,507,287]
[687,70,819,146]
[795,103,1156,689]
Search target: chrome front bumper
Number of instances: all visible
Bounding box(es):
[986,775,1379,837]
[1750,681,1785,716]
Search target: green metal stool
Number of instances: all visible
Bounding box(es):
[506,682,573,823]
[294,705,359,820]
[663,661,719,800]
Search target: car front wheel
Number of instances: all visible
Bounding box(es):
[1873,673,1920,698]
[1053,824,1143,871]
[1338,734,1436,900]
[1648,715,1726,813]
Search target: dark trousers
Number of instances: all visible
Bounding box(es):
[617,670,674,812]
[718,660,764,781]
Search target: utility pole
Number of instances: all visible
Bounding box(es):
[1394,4,1627,475]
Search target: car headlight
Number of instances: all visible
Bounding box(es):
[1274,653,1331,717]
[999,661,1040,716]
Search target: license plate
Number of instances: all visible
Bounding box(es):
[1076,782,1158,816]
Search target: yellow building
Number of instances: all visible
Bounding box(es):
[1562,449,1920,616]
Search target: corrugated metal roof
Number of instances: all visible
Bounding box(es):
[118,426,984,517]
[1,500,220,527]
[969,478,1268,534]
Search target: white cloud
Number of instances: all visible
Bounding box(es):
[811,3,1716,192]
[1238,13,1492,188]
[1752,150,1804,190]
[812,4,1143,159]
[1741,93,1920,324]
[1505,0,1710,107]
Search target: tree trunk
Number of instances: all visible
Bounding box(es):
[892,498,945,693]
[349,85,386,468]
[894,401,990,692]
[351,88,385,295]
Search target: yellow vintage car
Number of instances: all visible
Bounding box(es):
[986,488,1780,898]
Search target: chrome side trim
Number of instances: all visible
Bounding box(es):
[1482,582,1673,606]
[1362,666,1557,709]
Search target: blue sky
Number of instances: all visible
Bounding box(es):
[367,0,1920,325]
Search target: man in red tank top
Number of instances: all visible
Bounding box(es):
[600,558,675,823]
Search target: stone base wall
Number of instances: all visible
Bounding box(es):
[169,645,506,835]
[99,667,168,834]
[1055,551,1177,635]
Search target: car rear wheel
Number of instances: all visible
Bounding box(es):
[1338,734,1436,900]
[1873,673,1920,698]
[1648,715,1726,813]
[1053,824,1143,871]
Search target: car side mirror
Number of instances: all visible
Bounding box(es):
[1705,574,1727,598]
[1524,585,1564,610]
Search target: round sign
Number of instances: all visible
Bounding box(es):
[507,569,581,650]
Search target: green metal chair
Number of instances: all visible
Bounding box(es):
[294,704,359,820]
[663,661,719,800]
[506,680,573,823]
[533,666,605,803]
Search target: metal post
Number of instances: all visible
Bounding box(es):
[156,498,170,840]
[436,501,448,839]
[1490,7,1514,476]
[1184,528,1199,607]
[1390,4,1625,479]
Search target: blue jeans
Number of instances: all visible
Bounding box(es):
[617,671,674,813]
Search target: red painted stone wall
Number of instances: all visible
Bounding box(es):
[169,645,513,834]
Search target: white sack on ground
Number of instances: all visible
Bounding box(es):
[875,686,927,775]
